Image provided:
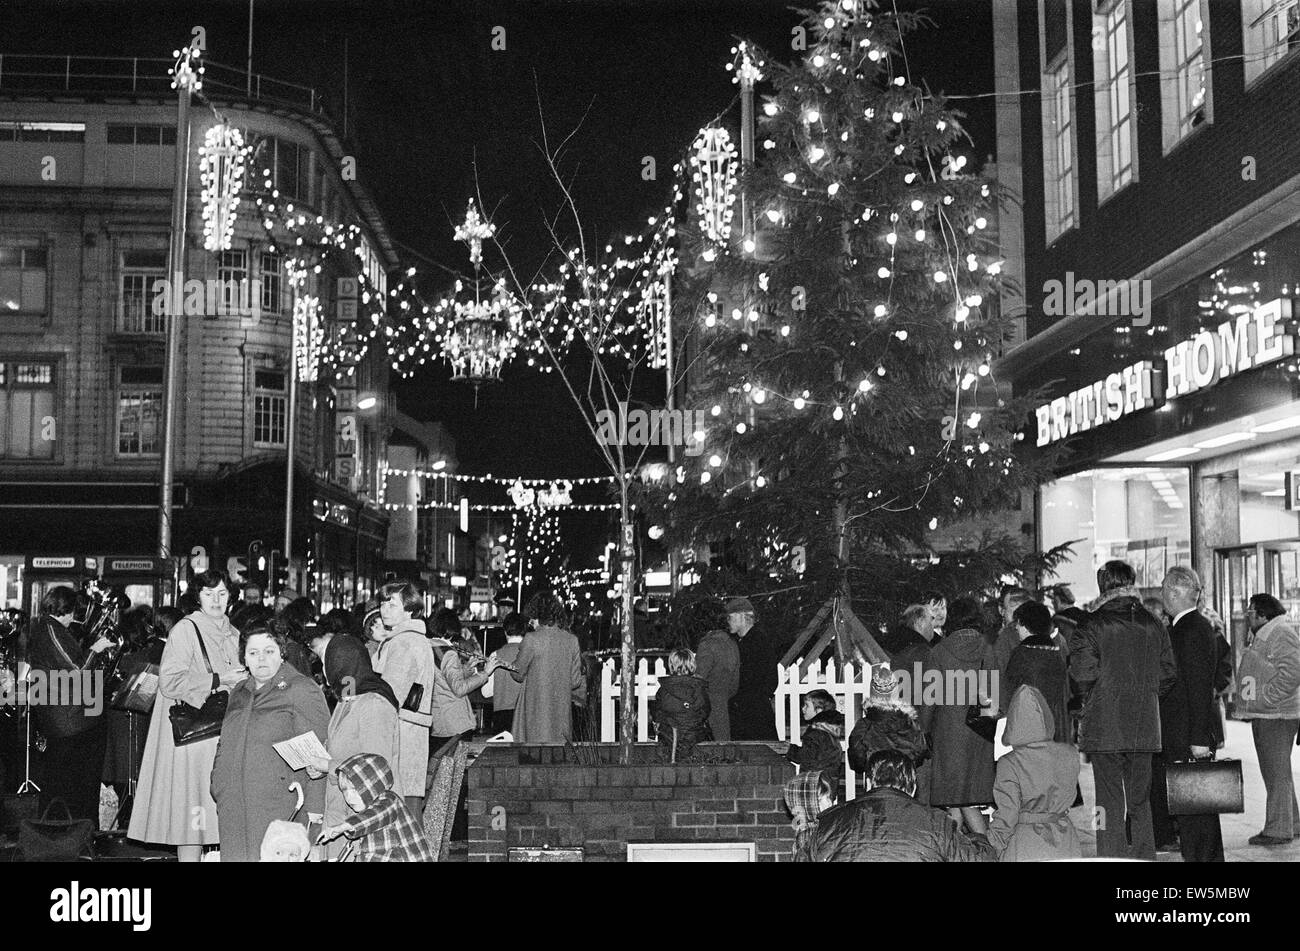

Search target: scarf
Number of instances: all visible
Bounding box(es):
[1084,585,1142,612]
[325,634,399,709]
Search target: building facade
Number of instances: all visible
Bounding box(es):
[0,55,398,611]
[996,0,1300,660]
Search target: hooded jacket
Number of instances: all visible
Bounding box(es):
[651,674,711,737]
[788,708,846,773]
[1067,588,1177,753]
[1235,614,1300,720]
[985,685,1081,862]
[334,752,435,862]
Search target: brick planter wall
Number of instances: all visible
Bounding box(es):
[467,743,796,862]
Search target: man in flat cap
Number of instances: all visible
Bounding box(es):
[727,596,778,740]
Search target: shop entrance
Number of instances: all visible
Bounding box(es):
[1214,539,1300,661]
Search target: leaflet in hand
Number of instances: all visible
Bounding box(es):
[273,731,330,771]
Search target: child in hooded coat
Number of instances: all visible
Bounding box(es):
[319,753,435,862]
[986,684,1082,862]
[650,648,712,759]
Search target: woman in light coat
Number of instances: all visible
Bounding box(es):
[511,592,586,744]
[371,582,435,813]
[306,633,400,860]
[986,685,1082,861]
[128,569,246,862]
[1236,594,1300,844]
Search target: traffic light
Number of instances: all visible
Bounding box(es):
[247,540,267,590]
[269,549,290,597]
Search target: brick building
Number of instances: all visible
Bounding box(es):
[0,55,398,611]
[996,0,1300,660]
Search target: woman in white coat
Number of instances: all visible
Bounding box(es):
[371,582,435,814]
[128,570,247,862]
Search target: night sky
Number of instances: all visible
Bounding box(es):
[2,0,995,560]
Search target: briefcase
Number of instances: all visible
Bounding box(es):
[1165,758,1244,815]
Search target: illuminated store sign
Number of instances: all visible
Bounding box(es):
[1035,299,1294,448]
[1035,360,1158,447]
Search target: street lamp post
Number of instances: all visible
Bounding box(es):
[157,45,201,563]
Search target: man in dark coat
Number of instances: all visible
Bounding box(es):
[727,597,778,740]
[1150,567,1224,861]
[1068,560,1177,860]
[812,749,994,861]
[877,605,933,678]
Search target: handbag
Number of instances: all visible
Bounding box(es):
[168,621,229,746]
[965,704,999,743]
[17,799,94,862]
[1165,757,1244,815]
[401,682,425,714]
[111,662,160,714]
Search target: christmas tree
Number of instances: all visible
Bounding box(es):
[651,0,1064,639]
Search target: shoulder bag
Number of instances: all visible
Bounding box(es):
[17,799,94,862]
[168,620,230,746]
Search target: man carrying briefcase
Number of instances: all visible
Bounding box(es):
[1155,567,1224,862]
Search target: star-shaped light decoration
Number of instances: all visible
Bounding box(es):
[454,199,495,270]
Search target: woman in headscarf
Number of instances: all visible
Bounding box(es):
[305,634,401,860]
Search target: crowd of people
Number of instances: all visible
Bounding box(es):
[4,556,1297,863]
[784,560,1300,862]
[1,573,599,861]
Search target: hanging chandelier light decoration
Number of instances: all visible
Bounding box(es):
[443,277,522,386]
[198,122,247,252]
[437,201,522,393]
[690,126,738,262]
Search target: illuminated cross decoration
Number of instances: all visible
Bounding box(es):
[454,199,495,270]
[730,40,765,90]
[168,44,203,93]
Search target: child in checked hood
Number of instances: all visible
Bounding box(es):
[317,753,435,862]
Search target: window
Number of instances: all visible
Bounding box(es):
[1041,52,1076,241]
[1093,1,1136,201]
[1158,0,1212,151]
[260,250,283,315]
[116,366,163,457]
[0,122,85,143]
[106,125,177,147]
[0,245,48,315]
[1243,0,1300,84]
[274,138,308,201]
[217,249,250,316]
[253,367,287,448]
[0,361,56,460]
[1040,467,1191,595]
[106,124,176,186]
[119,249,167,333]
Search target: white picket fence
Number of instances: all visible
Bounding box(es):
[598,657,890,800]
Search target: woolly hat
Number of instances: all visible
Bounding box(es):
[259,820,310,862]
[847,705,929,772]
[869,667,901,705]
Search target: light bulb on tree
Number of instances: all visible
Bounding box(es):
[708,454,722,468]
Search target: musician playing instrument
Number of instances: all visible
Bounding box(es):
[26,585,114,822]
